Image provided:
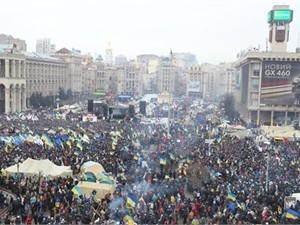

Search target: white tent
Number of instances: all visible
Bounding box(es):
[233,125,246,130]
[5,158,73,178]
[217,122,233,129]
[77,181,116,200]
[80,161,105,174]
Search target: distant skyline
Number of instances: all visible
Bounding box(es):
[2,0,300,64]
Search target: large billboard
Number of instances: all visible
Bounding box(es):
[261,61,300,105]
[187,81,200,92]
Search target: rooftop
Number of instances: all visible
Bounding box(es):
[22,51,64,62]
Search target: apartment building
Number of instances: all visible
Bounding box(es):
[0,34,27,51]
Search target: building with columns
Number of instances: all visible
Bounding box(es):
[0,47,26,113]
[0,44,67,113]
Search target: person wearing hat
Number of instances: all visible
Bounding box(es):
[15,215,21,224]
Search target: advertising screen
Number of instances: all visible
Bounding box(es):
[273,10,293,21]
[261,61,300,105]
[268,10,293,23]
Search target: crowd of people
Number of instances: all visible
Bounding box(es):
[0,101,299,224]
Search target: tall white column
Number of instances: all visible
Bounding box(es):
[12,60,16,78]
[21,87,26,111]
[16,87,21,112]
[11,88,16,113]
[18,61,21,78]
[5,59,9,78]
[23,62,26,78]
[5,88,10,113]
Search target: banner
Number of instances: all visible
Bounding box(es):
[82,114,97,122]
[261,61,300,105]
[187,81,200,92]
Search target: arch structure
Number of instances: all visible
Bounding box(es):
[0,56,26,113]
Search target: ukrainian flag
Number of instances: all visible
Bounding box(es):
[126,193,138,209]
[227,192,237,201]
[69,136,75,142]
[76,140,83,150]
[81,134,90,144]
[286,208,300,220]
[66,141,72,149]
[71,185,83,196]
[41,134,54,148]
[160,157,167,165]
[123,215,134,225]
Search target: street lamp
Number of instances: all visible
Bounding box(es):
[55,98,60,110]
[264,141,271,192]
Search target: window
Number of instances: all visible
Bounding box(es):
[251,99,258,106]
[253,64,260,76]
[275,29,285,42]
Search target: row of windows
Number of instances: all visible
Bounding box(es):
[126,73,136,79]
[27,80,66,84]
[190,67,201,71]
[28,76,65,81]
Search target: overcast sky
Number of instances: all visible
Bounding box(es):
[1,0,300,64]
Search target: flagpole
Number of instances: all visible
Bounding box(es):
[265,145,270,192]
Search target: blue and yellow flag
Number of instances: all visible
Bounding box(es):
[227,192,237,201]
[286,209,300,220]
[160,157,167,165]
[126,192,138,209]
[76,140,83,150]
[66,141,72,149]
[123,215,134,225]
[71,185,83,196]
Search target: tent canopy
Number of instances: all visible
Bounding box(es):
[218,122,233,129]
[80,161,105,174]
[5,158,73,178]
[77,181,116,200]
